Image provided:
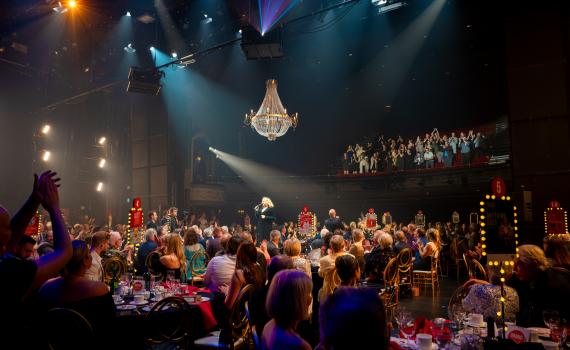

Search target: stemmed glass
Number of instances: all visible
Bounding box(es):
[433,318,452,349]
[394,307,414,348]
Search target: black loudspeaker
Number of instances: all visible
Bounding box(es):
[127,67,163,95]
[240,26,284,60]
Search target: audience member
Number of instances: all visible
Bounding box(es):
[262,270,313,350]
[206,227,224,259]
[508,244,570,326]
[249,255,293,334]
[544,235,570,271]
[284,238,311,277]
[184,228,206,281]
[393,230,407,254]
[413,228,439,271]
[158,233,186,281]
[324,209,343,233]
[224,241,264,309]
[14,235,36,260]
[319,287,388,350]
[335,255,360,287]
[84,231,110,282]
[365,233,394,284]
[135,228,157,273]
[36,240,115,340]
[318,235,349,302]
[146,211,159,231]
[204,235,240,293]
[267,230,282,257]
[348,229,365,274]
[0,171,72,335]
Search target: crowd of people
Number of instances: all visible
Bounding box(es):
[340,128,489,175]
[1,171,569,349]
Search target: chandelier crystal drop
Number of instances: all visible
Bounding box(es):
[244,79,298,141]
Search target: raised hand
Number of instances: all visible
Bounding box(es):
[36,171,61,211]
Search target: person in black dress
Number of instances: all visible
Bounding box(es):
[254,197,276,244]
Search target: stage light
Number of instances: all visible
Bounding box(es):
[98,158,106,168]
[124,43,136,53]
[41,124,51,135]
[149,46,155,52]
[203,14,213,24]
[52,2,68,14]
[42,151,51,162]
[68,0,77,9]
[126,11,131,17]
[98,136,106,145]
[96,182,104,192]
[208,147,214,151]
[171,52,177,58]
[238,29,242,34]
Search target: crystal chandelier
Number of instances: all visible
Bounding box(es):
[244,79,298,141]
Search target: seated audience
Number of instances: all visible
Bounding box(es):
[365,233,394,284]
[335,255,360,287]
[239,231,269,278]
[348,229,365,274]
[184,228,206,281]
[319,287,388,350]
[36,240,115,339]
[284,238,311,277]
[318,235,349,302]
[158,233,186,281]
[393,230,407,254]
[224,241,265,309]
[544,235,570,271]
[0,171,72,336]
[249,255,293,334]
[462,263,519,322]
[508,244,570,326]
[267,229,282,257]
[262,270,313,350]
[206,227,224,258]
[204,235,240,293]
[85,231,110,282]
[413,228,440,271]
[135,228,157,273]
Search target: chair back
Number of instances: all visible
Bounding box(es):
[45,308,94,350]
[229,284,255,341]
[447,283,472,320]
[383,257,399,287]
[145,250,162,277]
[102,257,127,283]
[145,296,191,344]
[251,325,264,350]
[471,259,487,281]
[397,248,412,273]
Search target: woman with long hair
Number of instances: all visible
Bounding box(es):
[413,228,440,271]
[224,241,265,309]
[159,233,186,281]
[183,228,206,281]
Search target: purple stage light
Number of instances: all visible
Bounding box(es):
[259,0,299,35]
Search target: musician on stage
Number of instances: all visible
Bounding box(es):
[254,197,276,243]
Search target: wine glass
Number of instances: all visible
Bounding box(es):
[394,307,413,346]
[433,318,451,349]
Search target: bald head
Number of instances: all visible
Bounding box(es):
[329,209,336,218]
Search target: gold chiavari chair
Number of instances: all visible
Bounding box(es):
[396,248,413,295]
[412,253,440,297]
[380,257,399,319]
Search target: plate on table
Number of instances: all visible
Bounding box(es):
[130,300,149,306]
[467,321,486,328]
[117,305,137,311]
[114,299,125,306]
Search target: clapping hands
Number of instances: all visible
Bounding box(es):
[33,170,61,211]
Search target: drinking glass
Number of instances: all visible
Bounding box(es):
[433,318,452,349]
[394,307,413,347]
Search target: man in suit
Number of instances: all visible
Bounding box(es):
[267,230,281,257]
[324,209,343,233]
